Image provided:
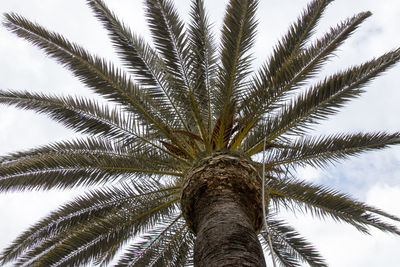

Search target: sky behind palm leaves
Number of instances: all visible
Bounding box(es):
[0,1,399,266]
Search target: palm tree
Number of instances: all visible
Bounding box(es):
[1,0,399,265]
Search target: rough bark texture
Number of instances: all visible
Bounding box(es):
[181,152,266,267]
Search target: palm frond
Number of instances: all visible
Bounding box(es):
[244,11,371,116]
[188,0,217,142]
[0,137,182,192]
[272,49,400,136]
[261,218,327,267]
[246,48,400,155]
[261,230,305,267]
[144,0,205,136]
[87,0,191,132]
[266,245,298,267]
[232,0,332,152]
[144,0,188,79]
[0,180,179,265]
[214,0,258,148]
[260,230,298,267]
[147,226,191,267]
[0,90,142,142]
[262,0,333,83]
[268,178,400,235]
[93,243,123,267]
[116,215,193,267]
[87,0,163,87]
[267,132,400,168]
[3,13,187,148]
[115,215,182,266]
[11,185,179,266]
[235,12,371,150]
[0,90,187,158]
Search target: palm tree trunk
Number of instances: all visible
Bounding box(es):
[181,153,266,267]
[192,189,266,266]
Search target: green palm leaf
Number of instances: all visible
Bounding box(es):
[0,137,182,191]
[268,178,400,235]
[0,90,183,155]
[3,13,185,148]
[87,0,191,132]
[0,90,141,142]
[256,11,371,109]
[10,183,179,266]
[116,215,193,267]
[144,0,205,137]
[267,132,400,168]
[259,0,333,88]
[0,180,179,265]
[246,48,400,155]
[261,218,327,266]
[235,11,371,150]
[214,0,258,148]
[188,0,217,141]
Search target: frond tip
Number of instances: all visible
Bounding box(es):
[268,178,400,235]
[261,217,327,266]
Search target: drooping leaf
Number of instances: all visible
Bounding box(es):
[0,137,182,192]
[267,178,400,235]
[261,218,327,266]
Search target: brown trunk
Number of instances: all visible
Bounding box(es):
[181,152,266,267]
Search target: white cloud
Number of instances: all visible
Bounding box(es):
[296,166,323,182]
[1,0,399,266]
[366,183,400,216]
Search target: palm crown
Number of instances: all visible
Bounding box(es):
[1,0,400,266]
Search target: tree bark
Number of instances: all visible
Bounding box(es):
[181,153,266,267]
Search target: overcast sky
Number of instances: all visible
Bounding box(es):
[1,0,400,266]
